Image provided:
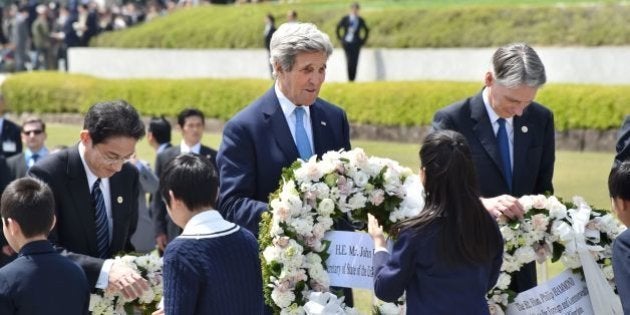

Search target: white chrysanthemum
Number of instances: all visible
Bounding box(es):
[352,171,369,188]
[272,288,296,308]
[547,196,567,220]
[294,159,324,183]
[519,195,534,212]
[308,267,330,288]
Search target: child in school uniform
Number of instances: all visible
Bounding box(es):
[609,160,630,314]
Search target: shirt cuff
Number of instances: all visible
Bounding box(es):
[95,259,114,289]
[374,246,389,253]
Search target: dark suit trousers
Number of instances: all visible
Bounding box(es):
[343,42,362,82]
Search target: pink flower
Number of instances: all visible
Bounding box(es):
[370,189,385,206]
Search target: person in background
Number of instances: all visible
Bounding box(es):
[152,108,217,254]
[336,2,369,82]
[28,100,150,300]
[0,95,22,158]
[0,177,89,315]
[286,9,297,23]
[153,154,262,315]
[7,116,49,180]
[263,13,276,77]
[368,130,503,314]
[609,160,630,314]
[32,4,52,70]
[613,116,630,167]
[128,152,159,253]
[432,42,554,292]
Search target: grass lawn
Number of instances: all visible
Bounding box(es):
[45,123,616,313]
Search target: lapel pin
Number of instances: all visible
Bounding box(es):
[521,126,528,133]
[321,121,327,126]
[117,196,123,204]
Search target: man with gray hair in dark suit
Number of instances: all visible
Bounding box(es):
[433,43,555,292]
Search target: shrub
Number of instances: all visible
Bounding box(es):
[3,72,627,131]
[91,3,630,49]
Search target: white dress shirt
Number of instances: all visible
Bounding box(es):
[180,140,201,154]
[275,82,315,154]
[482,88,514,169]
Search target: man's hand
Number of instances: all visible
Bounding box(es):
[152,310,164,315]
[481,195,524,220]
[108,260,150,299]
[156,233,168,252]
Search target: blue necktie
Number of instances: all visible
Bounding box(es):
[294,107,313,160]
[497,118,513,192]
[28,153,39,168]
[92,178,110,259]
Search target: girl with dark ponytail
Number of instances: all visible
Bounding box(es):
[368,130,503,314]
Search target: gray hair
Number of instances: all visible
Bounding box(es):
[269,22,333,78]
[491,43,546,88]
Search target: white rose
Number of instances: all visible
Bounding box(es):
[495,272,511,290]
[352,171,370,188]
[348,193,368,210]
[500,226,515,242]
[378,303,401,315]
[514,246,537,265]
[263,246,282,263]
[313,183,330,200]
[519,195,534,212]
[532,195,547,209]
[561,253,582,269]
[317,199,335,216]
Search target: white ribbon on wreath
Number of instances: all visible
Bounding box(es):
[557,199,623,315]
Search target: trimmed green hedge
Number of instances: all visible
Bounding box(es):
[3,72,627,130]
[92,3,630,48]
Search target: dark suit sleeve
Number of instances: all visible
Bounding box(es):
[359,17,369,45]
[615,116,630,167]
[217,121,268,236]
[373,232,414,302]
[535,110,555,195]
[0,274,12,314]
[614,231,630,314]
[335,16,345,42]
[27,165,105,287]
[341,110,352,151]
[152,152,169,237]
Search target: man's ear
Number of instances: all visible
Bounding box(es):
[484,71,494,87]
[274,62,283,76]
[4,218,20,237]
[49,215,57,233]
[79,130,91,146]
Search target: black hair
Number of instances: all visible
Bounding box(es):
[148,116,172,145]
[609,161,630,200]
[177,108,205,128]
[266,13,275,24]
[1,178,55,238]
[83,100,145,145]
[160,154,218,211]
[392,130,502,266]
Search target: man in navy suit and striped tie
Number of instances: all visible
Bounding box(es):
[29,100,150,299]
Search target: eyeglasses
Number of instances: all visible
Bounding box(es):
[93,145,133,165]
[22,129,43,136]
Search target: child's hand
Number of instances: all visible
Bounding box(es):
[368,214,386,249]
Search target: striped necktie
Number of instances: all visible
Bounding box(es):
[92,178,110,259]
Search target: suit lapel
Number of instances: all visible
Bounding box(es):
[470,94,505,177]
[66,147,99,256]
[513,113,532,194]
[310,102,332,156]
[261,88,299,161]
[108,173,126,253]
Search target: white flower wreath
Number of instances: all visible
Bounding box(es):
[488,195,625,313]
[259,148,423,314]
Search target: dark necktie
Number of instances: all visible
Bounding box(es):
[31,153,39,162]
[91,178,110,259]
[497,118,513,192]
[294,107,313,160]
